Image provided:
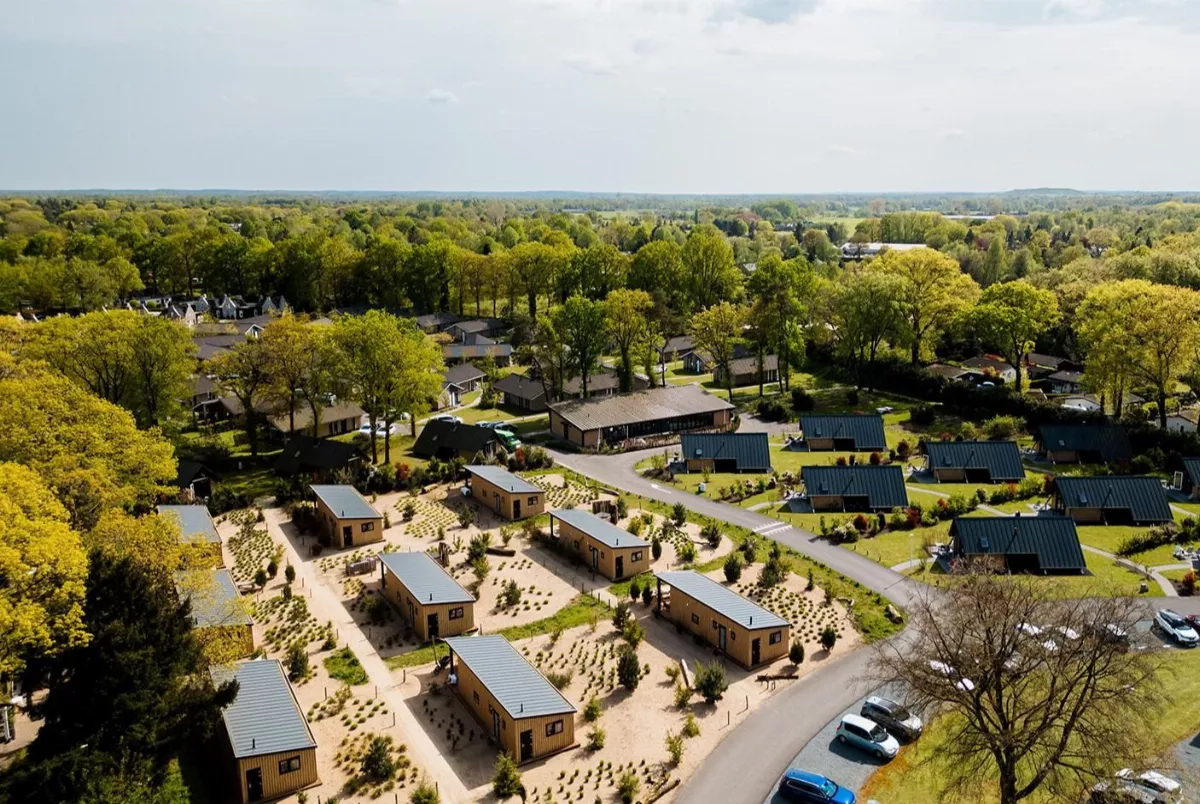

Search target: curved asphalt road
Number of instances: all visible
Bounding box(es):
[549,448,926,804]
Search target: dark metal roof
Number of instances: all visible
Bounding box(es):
[443,634,576,719]
[309,485,380,520]
[158,504,220,544]
[549,385,734,431]
[1048,370,1084,385]
[274,435,362,474]
[443,362,487,386]
[411,420,498,458]
[179,569,253,628]
[380,552,474,605]
[465,465,542,494]
[1183,457,1200,488]
[1038,424,1132,462]
[679,433,772,472]
[550,508,648,549]
[1055,476,1172,522]
[442,343,513,359]
[801,465,909,509]
[799,414,887,450]
[951,515,1086,571]
[655,570,789,630]
[210,660,316,759]
[174,460,218,488]
[494,373,547,402]
[925,440,1025,481]
[722,354,779,377]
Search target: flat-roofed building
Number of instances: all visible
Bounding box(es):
[159,504,223,567]
[210,660,318,804]
[925,440,1025,483]
[464,465,545,521]
[443,634,577,764]
[380,552,475,641]
[549,508,649,581]
[548,385,734,449]
[309,484,384,548]
[653,570,789,669]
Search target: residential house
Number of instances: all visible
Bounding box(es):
[159,504,223,567]
[1052,475,1172,525]
[924,440,1025,483]
[273,435,362,478]
[1181,457,1200,499]
[411,420,501,462]
[659,335,694,363]
[309,485,384,548]
[442,343,513,366]
[714,354,779,388]
[1058,394,1103,414]
[259,295,290,316]
[950,515,1086,575]
[839,242,926,259]
[801,465,908,512]
[442,635,577,764]
[1164,410,1200,434]
[494,370,644,413]
[653,570,790,669]
[924,363,971,381]
[445,319,504,343]
[682,344,753,375]
[380,552,475,641]
[1037,424,1132,464]
[266,400,365,439]
[178,568,255,658]
[679,432,771,474]
[549,508,649,581]
[210,660,318,804]
[547,385,735,449]
[464,465,545,521]
[174,460,219,501]
[415,312,460,333]
[962,355,1017,384]
[216,295,259,320]
[1048,370,1085,395]
[798,414,887,452]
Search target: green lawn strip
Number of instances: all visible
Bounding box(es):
[908,552,1162,599]
[1074,525,1183,568]
[548,466,903,641]
[860,649,1200,804]
[456,403,530,425]
[1162,568,1191,584]
[385,594,612,670]
[218,464,278,500]
[323,646,370,685]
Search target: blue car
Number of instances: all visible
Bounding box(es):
[777,769,857,803]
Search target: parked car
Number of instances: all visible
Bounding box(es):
[777,769,856,803]
[1115,769,1183,804]
[860,696,923,741]
[834,713,899,760]
[431,414,463,425]
[1091,769,1183,804]
[1086,622,1131,651]
[1154,609,1198,646]
[929,660,975,691]
[357,422,395,437]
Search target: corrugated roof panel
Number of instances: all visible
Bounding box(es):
[655,570,789,629]
[309,485,380,520]
[548,385,734,432]
[799,414,887,450]
[465,465,542,495]
[550,508,648,549]
[1183,457,1200,488]
[1055,476,1172,523]
[951,515,1085,571]
[210,660,316,758]
[925,440,1025,481]
[679,433,772,472]
[1038,424,1132,462]
[380,552,475,605]
[801,465,908,509]
[178,568,253,629]
[443,634,576,719]
[158,504,220,544]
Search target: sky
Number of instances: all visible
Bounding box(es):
[3,0,1200,194]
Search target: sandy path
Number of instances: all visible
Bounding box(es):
[264,507,470,802]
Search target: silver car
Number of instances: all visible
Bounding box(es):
[834,713,899,760]
[860,696,923,741]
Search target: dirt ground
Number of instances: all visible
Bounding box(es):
[398,594,862,804]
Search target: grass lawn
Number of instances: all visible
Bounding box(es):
[323,646,369,685]
[860,648,1200,804]
[907,551,1162,598]
[1163,568,1191,583]
[456,403,531,425]
[218,464,278,500]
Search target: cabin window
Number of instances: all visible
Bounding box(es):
[730,630,736,640]
[361,521,375,533]
[449,607,464,620]
[770,631,782,645]
[473,691,480,704]
[712,619,719,630]
[631,551,643,562]
[546,720,564,737]
[278,756,301,774]
[691,614,700,625]
[528,496,538,506]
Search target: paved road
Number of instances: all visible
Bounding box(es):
[550,447,927,804]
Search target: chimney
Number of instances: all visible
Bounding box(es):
[750,615,753,625]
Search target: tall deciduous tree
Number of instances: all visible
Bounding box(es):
[261,313,320,436]
[871,247,980,365]
[682,225,741,310]
[962,280,1060,393]
[209,337,271,458]
[554,295,608,397]
[1076,281,1141,417]
[629,240,686,313]
[510,242,566,319]
[605,289,656,393]
[829,270,905,391]
[126,315,195,427]
[872,575,1163,804]
[747,253,810,392]
[1120,280,1200,427]
[689,302,745,402]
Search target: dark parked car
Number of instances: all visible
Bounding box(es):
[777,769,857,803]
[860,695,923,741]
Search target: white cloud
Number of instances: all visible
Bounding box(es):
[735,0,819,24]
[826,144,856,154]
[427,88,457,103]
[562,54,617,75]
[631,35,663,55]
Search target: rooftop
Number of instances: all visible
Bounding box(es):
[411,420,499,459]
[679,432,771,471]
[465,465,542,495]
[951,515,1086,572]
[444,634,576,719]
[444,362,487,386]
[1054,475,1172,522]
[179,569,253,629]
[655,570,788,630]
[210,660,316,759]
[380,552,475,605]
[801,465,909,509]
[268,400,364,432]
[548,385,733,432]
[550,508,648,550]
[925,440,1025,481]
[1039,424,1132,462]
[799,413,887,450]
[309,485,380,520]
[158,504,220,545]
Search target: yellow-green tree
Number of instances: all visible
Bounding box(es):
[0,462,88,679]
[962,280,1060,393]
[1076,281,1141,417]
[871,247,980,364]
[209,337,271,457]
[689,302,745,402]
[605,289,656,393]
[1114,280,1200,427]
